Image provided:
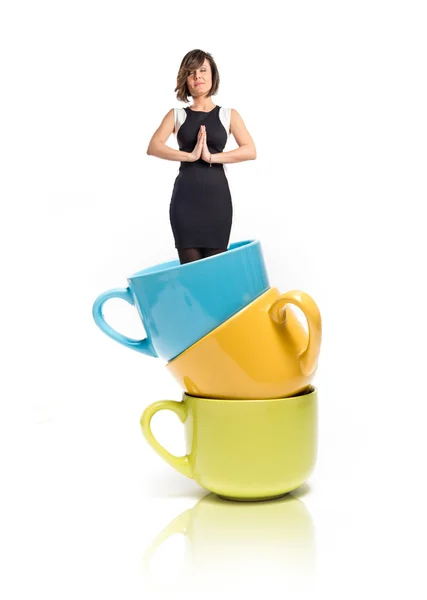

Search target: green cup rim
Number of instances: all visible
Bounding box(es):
[182,385,317,403]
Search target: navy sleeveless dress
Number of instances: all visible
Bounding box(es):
[169,105,233,249]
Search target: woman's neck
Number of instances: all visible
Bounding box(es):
[190,100,216,112]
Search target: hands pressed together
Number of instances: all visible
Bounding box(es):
[190,125,213,166]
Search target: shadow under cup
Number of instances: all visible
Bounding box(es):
[141,386,318,502]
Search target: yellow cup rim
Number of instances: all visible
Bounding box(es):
[168,287,278,365]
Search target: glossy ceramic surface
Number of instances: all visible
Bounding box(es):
[166,287,322,399]
[140,387,318,501]
[92,239,269,360]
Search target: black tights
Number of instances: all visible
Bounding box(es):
[177,247,227,265]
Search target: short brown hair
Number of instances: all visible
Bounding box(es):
[175,49,220,103]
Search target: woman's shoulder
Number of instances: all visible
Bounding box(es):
[173,107,188,135]
[173,106,188,118]
[218,107,233,136]
[220,107,235,123]
[219,106,233,119]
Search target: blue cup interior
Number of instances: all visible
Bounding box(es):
[130,239,256,278]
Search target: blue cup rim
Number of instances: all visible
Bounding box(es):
[128,239,260,280]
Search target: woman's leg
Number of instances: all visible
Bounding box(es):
[201,247,228,259]
[177,247,203,264]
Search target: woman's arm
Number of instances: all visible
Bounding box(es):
[211,108,257,165]
[146,109,193,162]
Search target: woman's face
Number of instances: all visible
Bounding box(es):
[186,59,212,97]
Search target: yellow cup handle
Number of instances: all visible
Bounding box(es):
[268,290,322,377]
[142,508,192,579]
[140,400,193,479]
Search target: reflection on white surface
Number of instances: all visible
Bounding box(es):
[143,487,316,594]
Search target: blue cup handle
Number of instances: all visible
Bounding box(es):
[92,287,158,357]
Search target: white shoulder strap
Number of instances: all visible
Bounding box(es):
[174,107,187,135]
[219,107,231,138]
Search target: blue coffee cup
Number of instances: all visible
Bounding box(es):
[92,240,270,361]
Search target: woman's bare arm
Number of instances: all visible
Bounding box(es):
[146,109,192,162]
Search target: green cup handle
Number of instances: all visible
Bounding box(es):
[142,508,192,578]
[140,400,193,479]
[268,290,322,377]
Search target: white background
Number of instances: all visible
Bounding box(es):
[1,0,426,598]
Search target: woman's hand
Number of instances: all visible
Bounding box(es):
[188,126,205,162]
[200,126,212,164]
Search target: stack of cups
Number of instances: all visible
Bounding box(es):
[92,240,322,501]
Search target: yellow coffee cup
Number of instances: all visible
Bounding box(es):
[166,287,322,399]
[140,386,318,502]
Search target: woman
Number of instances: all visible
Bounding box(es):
[146,49,257,264]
